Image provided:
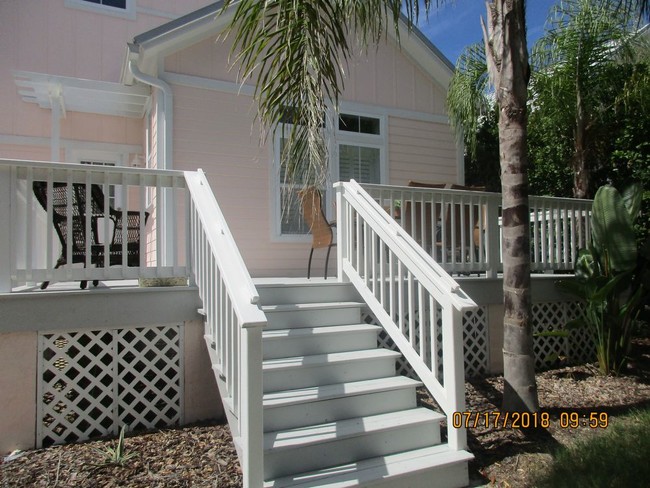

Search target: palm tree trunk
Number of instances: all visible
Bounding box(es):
[573,83,589,198]
[483,0,539,412]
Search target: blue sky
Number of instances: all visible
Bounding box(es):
[419,0,558,65]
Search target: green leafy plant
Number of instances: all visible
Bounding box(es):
[95,425,136,466]
[558,184,648,374]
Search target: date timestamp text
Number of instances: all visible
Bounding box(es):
[452,411,609,429]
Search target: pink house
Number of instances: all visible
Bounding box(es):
[0,2,593,487]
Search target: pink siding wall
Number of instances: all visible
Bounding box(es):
[172,84,322,277]
[0,0,210,159]
[165,36,448,117]
[342,40,447,115]
[170,34,457,276]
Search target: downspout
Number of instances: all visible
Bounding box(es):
[128,60,173,170]
[128,60,175,268]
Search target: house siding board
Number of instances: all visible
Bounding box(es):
[165,37,238,83]
[389,117,458,186]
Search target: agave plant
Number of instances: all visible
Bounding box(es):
[95,425,136,466]
[558,183,648,374]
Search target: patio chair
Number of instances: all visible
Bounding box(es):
[299,187,336,279]
[32,181,101,290]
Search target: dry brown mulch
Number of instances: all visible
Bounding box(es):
[0,422,242,487]
[2,337,650,488]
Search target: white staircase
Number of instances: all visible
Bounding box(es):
[253,279,473,488]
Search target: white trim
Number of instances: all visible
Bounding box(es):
[162,71,255,97]
[0,134,142,155]
[339,100,449,125]
[65,0,136,20]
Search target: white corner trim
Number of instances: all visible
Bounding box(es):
[162,72,255,97]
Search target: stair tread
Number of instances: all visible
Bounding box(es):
[261,301,365,313]
[264,445,474,488]
[263,348,401,371]
[263,376,422,408]
[264,408,444,451]
[263,324,380,340]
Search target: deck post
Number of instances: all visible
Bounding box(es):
[0,165,12,292]
[241,325,264,488]
[443,305,467,451]
[485,196,501,279]
[335,183,349,283]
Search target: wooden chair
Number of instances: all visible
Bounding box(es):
[299,187,336,279]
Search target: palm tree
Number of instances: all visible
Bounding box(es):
[532,0,648,199]
[223,0,649,413]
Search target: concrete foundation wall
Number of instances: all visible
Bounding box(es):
[0,331,38,454]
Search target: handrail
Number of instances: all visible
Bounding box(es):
[335,180,477,452]
[184,169,266,488]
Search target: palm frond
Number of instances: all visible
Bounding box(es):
[447,42,492,158]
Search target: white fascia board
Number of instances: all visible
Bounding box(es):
[125,2,233,79]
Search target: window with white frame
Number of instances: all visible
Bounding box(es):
[272,111,385,239]
[65,0,136,19]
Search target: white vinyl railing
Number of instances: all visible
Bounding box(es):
[185,169,266,488]
[335,180,477,452]
[1,158,189,291]
[363,183,593,277]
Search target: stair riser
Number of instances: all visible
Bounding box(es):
[362,462,470,488]
[257,284,359,306]
[263,357,396,393]
[264,388,418,432]
[263,330,378,360]
[264,420,441,480]
[265,308,362,329]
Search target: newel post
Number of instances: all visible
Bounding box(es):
[241,324,264,488]
[0,165,12,292]
[443,305,467,451]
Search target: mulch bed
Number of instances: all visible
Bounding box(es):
[2,337,649,488]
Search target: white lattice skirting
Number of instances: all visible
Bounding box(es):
[367,300,593,379]
[37,326,183,448]
[366,306,491,379]
[533,301,595,368]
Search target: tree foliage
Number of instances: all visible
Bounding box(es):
[531,0,649,198]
